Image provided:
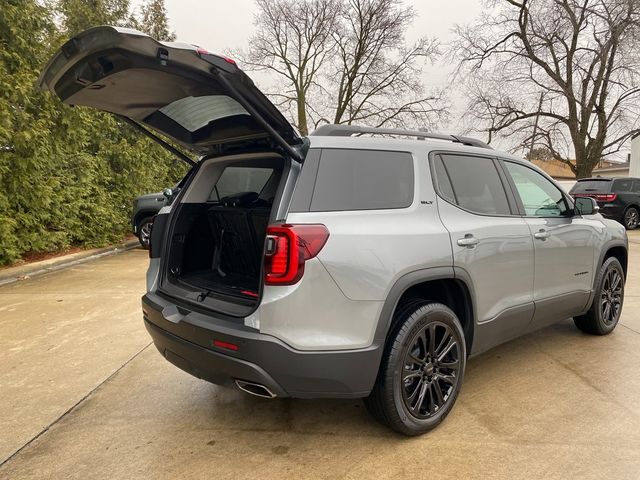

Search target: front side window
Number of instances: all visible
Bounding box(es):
[503,161,570,217]
[437,154,511,215]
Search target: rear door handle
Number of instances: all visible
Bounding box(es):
[534,229,550,240]
[457,234,479,248]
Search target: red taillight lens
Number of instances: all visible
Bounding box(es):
[213,339,239,351]
[264,224,329,285]
[596,193,617,202]
[573,193,617,202]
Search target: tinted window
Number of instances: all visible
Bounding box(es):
[439,154,510,215]
[208,167,273,201]
[503,161,570,217]
[613,178,633,192]
[310,149,414,211]
[432,156,456,204]
[159,95,249,132]
[633,180,640,193]
[570,179,612,193]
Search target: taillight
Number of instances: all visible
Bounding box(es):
[573,193,617,202]
[264,224,329,285]
[595,193,617,202]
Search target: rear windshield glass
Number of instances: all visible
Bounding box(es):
[570,179,612,193]
[310,149,414,211]
[159,95,249,132]
[208,167,273,202]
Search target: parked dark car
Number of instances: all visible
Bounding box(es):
[132,190,170,248]
[570,177,640,230]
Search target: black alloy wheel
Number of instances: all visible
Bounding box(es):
[401,321,461,418]
[364,301,466,435]
[137,216,154,249]
[624,207,639,230]
[574,257,624,335]
[600,265,623,326]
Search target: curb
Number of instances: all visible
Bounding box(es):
[0,239,141,286]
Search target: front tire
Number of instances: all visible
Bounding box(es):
[574,257,624,335]
[623,207,639,230]
[136,216,154,249]
[364,301,466,436]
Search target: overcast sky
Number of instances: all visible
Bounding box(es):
[150,0,485,132]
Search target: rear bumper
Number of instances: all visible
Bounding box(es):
[598,204,624,221]
[142,292,382,398]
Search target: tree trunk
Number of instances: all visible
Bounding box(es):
[575,156,595,179]
[297,90,308,136]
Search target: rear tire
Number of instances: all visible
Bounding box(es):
[136,216,154,249]
[623,207,639,230]
[364,301,466,436]
[574,257,624,335]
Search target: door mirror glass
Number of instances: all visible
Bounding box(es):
[162,187,173,200]
[574,196,600,215]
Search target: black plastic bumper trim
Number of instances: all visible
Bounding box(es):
[142,293,381,398]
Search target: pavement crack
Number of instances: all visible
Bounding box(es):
[621,323,640,336]
[0,341,152,468]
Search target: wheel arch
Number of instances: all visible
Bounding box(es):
[603,244,628,279]
[133,210,158,230]
[581,240,628,315]
[374,268,475,355]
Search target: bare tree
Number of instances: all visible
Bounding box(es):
[238,0,341,135]
[454,0,640,178]
[329,0,446,129]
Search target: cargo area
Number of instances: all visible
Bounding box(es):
[162,156,286,307]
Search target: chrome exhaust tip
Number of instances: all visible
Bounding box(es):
[235,380,277,399]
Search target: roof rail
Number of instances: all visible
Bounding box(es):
[310,124,492,150]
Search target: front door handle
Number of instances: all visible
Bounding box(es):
[534,229,550,240]
[457,234,479,248]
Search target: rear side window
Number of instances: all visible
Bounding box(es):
[613,178,633,192]
[208,167,273,201]
[309,149,414,211]
[570,179,612,193]
[432,156,456,204]
[436,154,511,215]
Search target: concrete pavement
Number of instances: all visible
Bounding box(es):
[1,245,640,479]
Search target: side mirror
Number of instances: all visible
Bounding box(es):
[162,187,173,200]
[574,196,600,215]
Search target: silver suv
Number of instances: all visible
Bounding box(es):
[41,27,628,435]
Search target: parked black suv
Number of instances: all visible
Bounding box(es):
[570,177,640,230]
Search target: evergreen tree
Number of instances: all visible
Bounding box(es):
[0,0,185,265]
[137,0,176,41]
